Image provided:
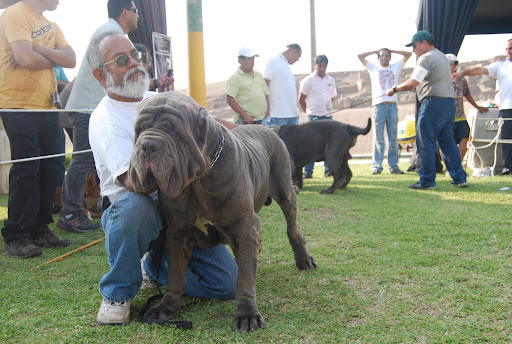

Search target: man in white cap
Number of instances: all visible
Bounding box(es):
[446,53,488,161]
[226,47,269,124]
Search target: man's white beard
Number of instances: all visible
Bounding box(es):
[106,66,150,99]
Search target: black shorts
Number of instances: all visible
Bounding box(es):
[453,120,470,144]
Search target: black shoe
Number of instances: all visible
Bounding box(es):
[389,168,404,174]
[450,180,468,188]
[408,182,436,190]
[31,227,71,248]
[500,168,510,175]
[4,238,43,258]
[51,203,62,214]
[324,171,331,178]
[302,173,313,179]
[57,213,100,233]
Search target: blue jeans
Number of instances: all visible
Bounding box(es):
[60,112,95,216]
[499,109,512,169]
[0,112,61,241]
[99,192,238,302]
[304,115,331,175]
[372,103,399,172]
[265,116,299,127]
[416,98,466,187]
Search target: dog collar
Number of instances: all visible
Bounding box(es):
[209,130,224,170]
[193,130,224,181]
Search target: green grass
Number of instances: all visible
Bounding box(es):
[1,163,511,343]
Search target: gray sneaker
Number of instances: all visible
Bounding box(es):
[31,227,71,248]
[450,180,468,188]
[4,238,43,258]
[97,299,131,325]
[57,213,100,233]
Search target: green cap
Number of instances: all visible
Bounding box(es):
[405,30,433,47]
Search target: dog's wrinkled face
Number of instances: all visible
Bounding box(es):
[129,92,211,198]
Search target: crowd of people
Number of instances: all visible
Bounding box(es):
[0,0,511,326]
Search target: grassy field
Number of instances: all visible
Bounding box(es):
[0,163,511,343]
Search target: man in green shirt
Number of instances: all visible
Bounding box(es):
[226,47,269,124]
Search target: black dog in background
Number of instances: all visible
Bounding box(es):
[275,118,371,194]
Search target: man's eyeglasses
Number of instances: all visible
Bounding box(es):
[102,51,144,67]
[127,7,138,15]
[450,61,459,65]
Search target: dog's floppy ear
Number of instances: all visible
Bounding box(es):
[157,95,211,198]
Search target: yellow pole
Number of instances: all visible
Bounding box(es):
[187,0,207,107]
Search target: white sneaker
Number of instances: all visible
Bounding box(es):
[97,299,131,325]
[141,270,160,290]
[140,252,159,290]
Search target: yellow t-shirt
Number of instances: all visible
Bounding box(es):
[0,2,69,109]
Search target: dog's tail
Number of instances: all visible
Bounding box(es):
[348,118,371,136]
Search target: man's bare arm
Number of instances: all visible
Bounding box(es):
[391,49,412,63]
[386,78,419,96]
[117,172,134,191]
[227,95,253,124]
[357,50,377,67]
[214,117,238,130]
[10,41,75,70]
[298,92,307,113]
[453,66,489,78]
[33,45,76,68]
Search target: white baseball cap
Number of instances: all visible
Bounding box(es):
[445,53,458,63]
[238,47,259,58]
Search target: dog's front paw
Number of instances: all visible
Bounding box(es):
[233,300,265,333]
[144,295,180,321]
[296,253,317,270]
[233,312,265,333]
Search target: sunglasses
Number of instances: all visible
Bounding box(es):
[450,61,459,65]
[127,7,138,15]
[102,51,144,67]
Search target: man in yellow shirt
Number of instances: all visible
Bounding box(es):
[226,47,269,124]
[0,0,76,258]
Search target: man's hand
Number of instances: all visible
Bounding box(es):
[386,87,396,97]
[9,55,19,70]
[477,106,489,113]
[157,75,174,89]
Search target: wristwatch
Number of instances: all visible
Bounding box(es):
[392,85,398,93]
[152,78,158,90]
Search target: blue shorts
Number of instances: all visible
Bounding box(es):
[453,120,470,143]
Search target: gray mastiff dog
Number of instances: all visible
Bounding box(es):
[129,92,316,333]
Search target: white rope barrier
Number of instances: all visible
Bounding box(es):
[0,108,95,165]
[0,149,92,165]
[468,117,512,176]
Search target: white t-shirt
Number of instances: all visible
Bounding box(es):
[88,92,152,203]
[486,59,512,110]
[366,60,404,105]
[263,54,300,118]
[299,72,337,116]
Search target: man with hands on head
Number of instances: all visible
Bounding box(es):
[386,31,467,190]
[358,48,412,175]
